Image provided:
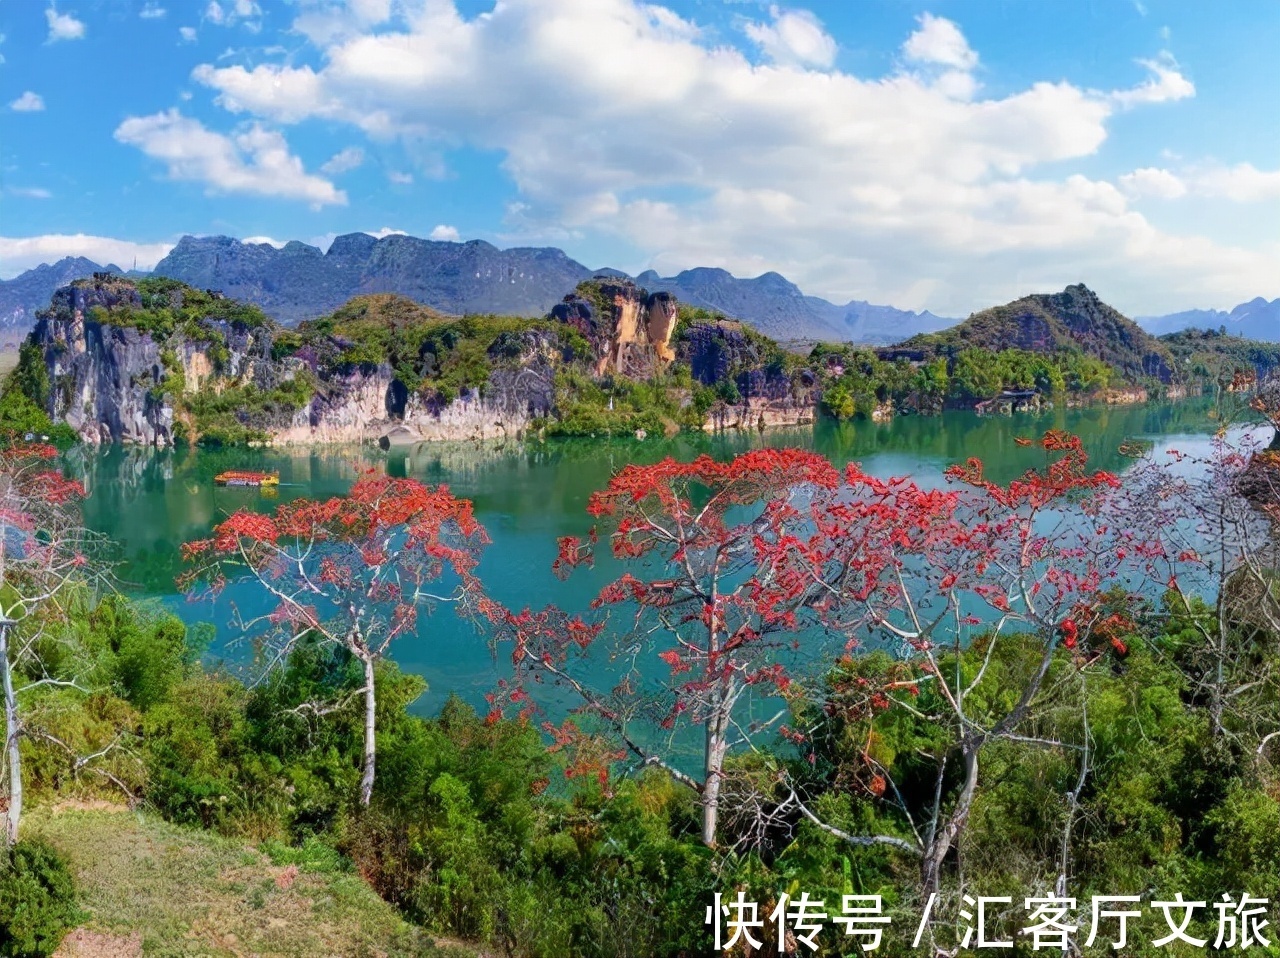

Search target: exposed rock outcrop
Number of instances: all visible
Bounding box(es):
[678,319,817,430]
[551,279,677,379]
[30,275,557,446]
[21,275,823,447]
[33,276,274,445]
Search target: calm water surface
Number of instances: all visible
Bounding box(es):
[67,398,1235,713]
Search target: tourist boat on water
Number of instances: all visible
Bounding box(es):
[214,470,280,487]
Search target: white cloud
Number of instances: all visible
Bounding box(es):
[242,234,285,247]
[902,13,977,71]
[1119,162,1280,203]
[429,224,461,241]
[366,226,407,239]
[179,26,197,42]
[320,145,364,174]
[387,170,413,185]
[6,187,53,199]
[186,0,1274,315]
[45,7,86,42]
[113,109,346,207]
[1110,54,1194,108]
[9,91,46,112]
[140,2,166,19]
[1191,163,1280,203]
[744,6,835,70]
[1118,167,1186,199]
[0,234,174,279]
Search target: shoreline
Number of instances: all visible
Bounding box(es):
[58,389,1219,454]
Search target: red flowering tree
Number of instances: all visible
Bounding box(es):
[0,444,98,847]
[497,448,843,847]
[799,431,1138,894]
[181,474,489,806]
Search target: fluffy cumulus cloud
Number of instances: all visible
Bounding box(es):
[45,6,86,42]
[140,2,166,19]
[9,92,46,112]
[185,0,1271,313]
[1122,162,1280,203]
[1119,167,1187,199]
[179,26,197,42]
[744,6,836,69]
[902,12,978,70]
[0,234,174,279]
[113,109,346,207]
[429,224,461,241]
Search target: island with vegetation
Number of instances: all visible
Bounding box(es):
[3,274,1278,449]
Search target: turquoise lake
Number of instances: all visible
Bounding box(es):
[66,397,1244,714]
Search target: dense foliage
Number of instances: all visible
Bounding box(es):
[0,839,81,958]
[0,342,76,444]
[2,419,1279,954]
[1161,326,1280,390]
[811,343,1118,418]
[895,285,1178,385]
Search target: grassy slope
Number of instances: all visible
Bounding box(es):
[28,805,478,958]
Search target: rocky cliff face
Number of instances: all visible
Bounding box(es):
[22,274,819,447]
[31,275,556,446]
[0,257,120,331]
[678,320,817,428]
[32,276,274,445]
[274,331,557,445]
[550,279,677,379]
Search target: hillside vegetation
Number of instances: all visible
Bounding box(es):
[6,276,1280,444]
[896,283,1177,384]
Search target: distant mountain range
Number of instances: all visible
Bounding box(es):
[0,256,124,332]
[0,233,952,343]
[1137,297,1280,341]
[1,232,1274,344]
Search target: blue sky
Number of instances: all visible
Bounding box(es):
[0,0,1276,316]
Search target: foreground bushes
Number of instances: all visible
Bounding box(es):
[0,840,80,958]
[11,594,1280,956]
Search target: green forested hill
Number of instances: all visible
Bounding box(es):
[896,284,1177,383]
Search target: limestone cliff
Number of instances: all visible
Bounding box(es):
[551,279,677,379]
[18,276,815,446]
[678,320,817,429]
[32,275,275,445]
[27,276,556,446]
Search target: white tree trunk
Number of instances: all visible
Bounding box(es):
[359,654,377,807]
[1,624,21,849]
[922,745,979,896]
[701,709,728,847]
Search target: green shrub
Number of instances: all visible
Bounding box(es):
[0,839,81,958]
